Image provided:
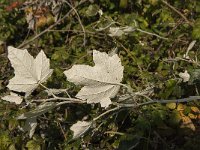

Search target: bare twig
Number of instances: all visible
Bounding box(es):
[164,57,200,67]
[161,0,193,26]
[17,0,86,48]
[116,96,200,108]
[58,122,67,140]
[39,83,57,98]
[17,9,73,48]
[63,0,86,46]
[93,106,121,121]
[136,28,168,40]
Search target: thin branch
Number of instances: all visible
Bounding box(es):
[58,122,67,140]
[17,9,73,48]
[116,96,200,108]
[17,0,86,48]
[136,28,168,40]
[161,0,193,26]
[39,83,57,98]
[104,131,125,136]
[63,0,86,46]
[164,57,200,67]
[93,106,121,121]
[56,100,85,106]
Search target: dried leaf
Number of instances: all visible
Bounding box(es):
[177,104,185,111]
[7,46,53,96]
[1,92,23,104]
[191,106,200,113]
[188,113,197,119]
[166,103,176,110]
[64,50,124,108]
[70,121,92,139]
[180,115,195,131]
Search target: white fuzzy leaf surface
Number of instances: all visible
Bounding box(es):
[1,92,23,104]
[70,121,91,139]
[64,50,124,108]
[7,46,53,96]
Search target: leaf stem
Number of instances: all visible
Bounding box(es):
[93,106,121,121]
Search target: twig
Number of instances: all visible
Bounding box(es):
[58,122,67,140]
[56,100,85,106]
[93,106,121,121]
[164,57,200,67]
[104,131,125,136]
[48,29,104,36]
[17,9,73,48]
[136,28,168,40]
[116,96,200,108]
[32,97,83,103]
[17,0,86,48]
[115,39,143,72]
[161,0,193,26]
[39,83,57,98]
[63,0,86,46]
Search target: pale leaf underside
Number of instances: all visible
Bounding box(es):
[64,50,124,108]
[7,46,53,96]
[1,92,23,104]
[70,121,92,139]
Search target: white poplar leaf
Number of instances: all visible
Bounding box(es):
[179,70,190,82]
[1,92,23,104]
[7,46,53,96]
[21,117,37,138]
[70,121,92,139]
[64,50,124,108]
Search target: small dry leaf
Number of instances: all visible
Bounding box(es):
[64,50,124,108]
[177,104,185,111]
[7,46,53,96]
[191,106,200,113]
[188,113,197,119]
[166,103,176,110]
[180,115,196,131]
[1,92,23,104]
[179,70,190,82]
[70,121,92,139]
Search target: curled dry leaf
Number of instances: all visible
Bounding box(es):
[64,50,124,108]
[179,70,190,82]
[1,92,23,104]
[7,46,53,96]
[70,121,92,139]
